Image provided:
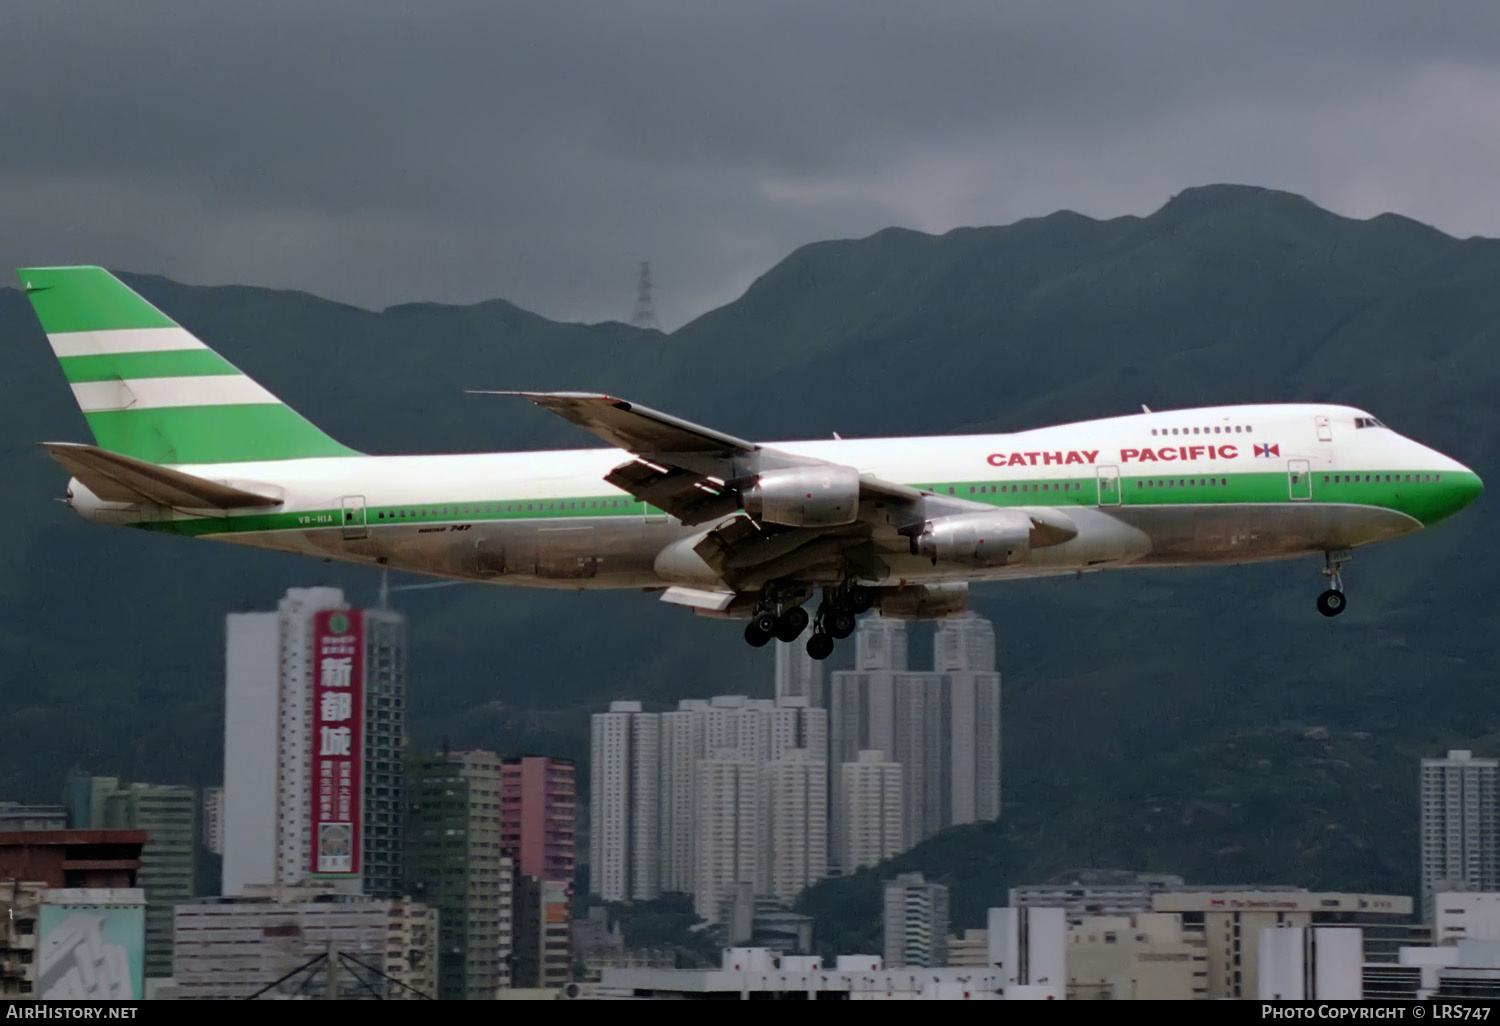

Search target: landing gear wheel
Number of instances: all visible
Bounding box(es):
[806,632,835,661]
[744,619,774,647]
[1316,589,1346,617]
[844,585,874,614]
[775,606,809,642]
[826,609,857,640]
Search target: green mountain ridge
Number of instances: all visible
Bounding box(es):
[2,184,1498,942]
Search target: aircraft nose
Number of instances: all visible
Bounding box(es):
[1425,459,1483,525]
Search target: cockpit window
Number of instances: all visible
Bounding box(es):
[1354,416,1386,429]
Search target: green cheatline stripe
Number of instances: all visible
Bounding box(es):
[134,468,1477,538]
[19,266,177,334]
[58,348,240,383]
[84,404,359,464]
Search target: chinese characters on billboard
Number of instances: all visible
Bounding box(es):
[311,609,363,877]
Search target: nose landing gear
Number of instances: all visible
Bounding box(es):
[1316,550,1350,617]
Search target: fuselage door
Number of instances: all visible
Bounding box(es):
[1287,460,1312,501]
[340,495,369,539]
[1315,415,1332,442]
[1096,465,1122,506]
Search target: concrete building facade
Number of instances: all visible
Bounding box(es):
[839,750,903,874]
[65,775,197,980]
[1421,750,1500,922]
[1066,912,1209,1000]
[405,750,514,999]
[762,750,828,904]
[222,588,406,898]
[1153,889,1413,1000]
[501,756,575,885]
[589,701,660,901]
[884,873,950,968]
[171,888,435,999]
[694,751,760,921]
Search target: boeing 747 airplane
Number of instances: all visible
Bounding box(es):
[20,267,1483,659]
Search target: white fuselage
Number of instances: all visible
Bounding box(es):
[68,403,1481,593]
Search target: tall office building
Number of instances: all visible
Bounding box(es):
[501,756,575,885]
[590,702,661,901]
[839,751,904,874]
[660,700,708,894]
[883,872,950,968]
[775,642,824,706]
[694,749,760,921]
[222,587,406,898]
[762,750,828,903]
[1420,749,1500,921]
[64,774,197,980]
[406,750,513,999]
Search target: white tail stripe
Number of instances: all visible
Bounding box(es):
[71,375,280,413]
[48,327,206,358]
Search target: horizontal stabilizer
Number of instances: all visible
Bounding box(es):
[43,442,284,510]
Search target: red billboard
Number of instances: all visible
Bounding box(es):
[311,608,363,877]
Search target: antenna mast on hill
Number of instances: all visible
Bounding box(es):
[630,260,660,330]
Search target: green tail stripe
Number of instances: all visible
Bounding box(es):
[19,266,176,333]
[58,349,240,383]
[83,405,357,464]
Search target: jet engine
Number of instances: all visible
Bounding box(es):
[915,510,1034,567]
[877,582,970,619]
[743,464,861,527]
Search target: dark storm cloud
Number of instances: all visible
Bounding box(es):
[3,2,1500,327]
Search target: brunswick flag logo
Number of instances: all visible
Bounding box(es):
[1253,443,1280,458]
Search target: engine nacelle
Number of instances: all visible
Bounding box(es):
[916,510,1033,567]
[744,464,861,528]
[877,582,970,620]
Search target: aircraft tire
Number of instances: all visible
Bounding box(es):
[776,606,809,642]
[745,620,774,647]
[826,610,857,639]
[1316,589,1346,617]
[806,632,835,661]
[845,585,875,614]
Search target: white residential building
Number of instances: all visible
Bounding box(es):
[839,751,903,874]
[774,641,825,706]
[763,750,828,904]
[935,614,1002,826]
[1421,750,1500,922]
[694,750,760,921]
[589,701,661,901]
[222,587,406,898]
[659,700,708,894]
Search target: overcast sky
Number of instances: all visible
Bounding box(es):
[3,2,1499,329]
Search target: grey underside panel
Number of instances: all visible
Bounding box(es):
[210,502,1420,589]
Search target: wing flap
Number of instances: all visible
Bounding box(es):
[44,442,284,509]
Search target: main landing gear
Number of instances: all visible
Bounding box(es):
[1316,550,1350,618]
[741,582,876,660]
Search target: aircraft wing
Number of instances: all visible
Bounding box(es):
[480,390,926,526]
[481,391,939,589]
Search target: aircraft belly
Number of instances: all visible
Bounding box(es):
[215,517,675,589]
[1114,502,1420,565]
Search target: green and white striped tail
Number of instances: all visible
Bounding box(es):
[19,266,358,465]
